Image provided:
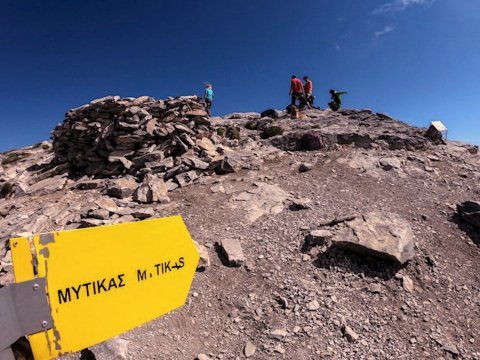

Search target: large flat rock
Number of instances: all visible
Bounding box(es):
[27,176,67,194]
[230,182,292,222]
[330,212,415,264]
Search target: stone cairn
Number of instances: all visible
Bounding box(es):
[52,95,238,203]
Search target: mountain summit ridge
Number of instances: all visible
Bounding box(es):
[0,95,479,359]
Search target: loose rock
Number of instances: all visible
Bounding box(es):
[194,240,211,270]
[210,184,225,194]
[218,238,245,267]
[132,207,155,219]
[270,328,288,340]
[107,178,138,199]
[342,325,359,343]
[95,337,129,360]
[402,275,414,293]
[244,342,256,358]
[289,198,312,211]
[299,162,314,172]
[306,299,320,311]
[379,157,402,171]
[196,354,211,360]
[305,229,333,247]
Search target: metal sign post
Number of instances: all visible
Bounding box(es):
[0,278,52,360]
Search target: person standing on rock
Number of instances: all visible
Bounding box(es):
[328,89,347,111]
[289,75,304,107]
[204,83,214,116]
[303,76,314,108]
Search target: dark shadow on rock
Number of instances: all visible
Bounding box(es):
[336,133,372,148]
[25,162,53,172]
[451,213,480,246]
[11,337,34,360]
[289,203,310,212]
[300,240,311,254]
[312,246,404,280]
[299,131,324,151]
[26,161,74,179]
[300,236,326,254]
[80,348,97,360]
[214,242,230,267]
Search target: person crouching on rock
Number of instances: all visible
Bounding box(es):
[289,75,305,108]
[328,89,347,111]
[286,104,307,119]
[204,83,214,116]
[286,104,299,119]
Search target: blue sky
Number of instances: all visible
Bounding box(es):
[0,0,479,151]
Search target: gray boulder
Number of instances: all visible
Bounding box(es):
[457,201,480,228]
[133,207,155,219]
[133,174,168,203]
[260,109,282,119]
[175,170,202,187]
[299,132,324,151]
[88,209,110,220]
[218,238,246,267]
[379,157,402,171]
[133,183,150,203]
[299,163,314,172]
[107,177,138,199]
[306,229,333,247]
[95,337,130,360]
[330,212,415,264]
[95,197,120,213]
[214,156,240,174]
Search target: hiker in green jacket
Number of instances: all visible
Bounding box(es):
[328,89,347,111]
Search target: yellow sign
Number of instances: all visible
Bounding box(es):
[10,216,199,359]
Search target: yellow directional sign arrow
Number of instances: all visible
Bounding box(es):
[10,216,199,359]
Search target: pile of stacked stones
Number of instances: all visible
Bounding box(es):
[52,95,239,203]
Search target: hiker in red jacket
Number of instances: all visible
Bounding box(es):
[303,76,314,108]
[289,75,304,107]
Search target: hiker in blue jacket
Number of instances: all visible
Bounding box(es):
[204,83,214,115]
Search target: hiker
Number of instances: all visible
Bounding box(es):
[303,76,314,108]
[286,104,299,119]
[204,83,214,115]
[289,75,304,107]
[328,89,347,111]
[286,104,307,119]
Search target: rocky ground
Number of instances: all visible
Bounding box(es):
[0,97,479,359]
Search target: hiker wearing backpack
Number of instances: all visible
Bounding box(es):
[303,76,314,109]
[289,75,305,107]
